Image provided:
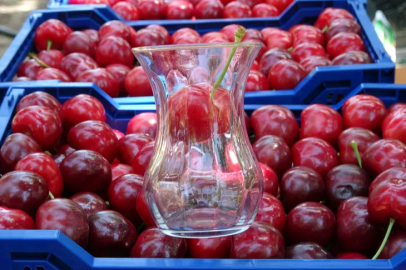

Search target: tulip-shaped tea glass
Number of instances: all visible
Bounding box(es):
[132,41,263,238]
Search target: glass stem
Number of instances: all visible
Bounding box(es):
[372,218,396,259]
[350,140,362,168]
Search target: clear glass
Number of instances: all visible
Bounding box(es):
[132,42,263,238]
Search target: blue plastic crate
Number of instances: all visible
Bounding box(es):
[0,0,395,105]
[1,82,406,269]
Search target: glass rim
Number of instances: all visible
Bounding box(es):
[132,41,263,53]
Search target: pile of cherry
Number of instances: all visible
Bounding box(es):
[14,7,369,95]
[68,0,291,21]
[2,89,406,260]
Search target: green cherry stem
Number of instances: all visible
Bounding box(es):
[49,191,55,200]
[372,218,396,259]
[350,140,362,168]
[28,52,50,68]
[210,26,246,100]
[47,40,52,51]
[321,26,328,33]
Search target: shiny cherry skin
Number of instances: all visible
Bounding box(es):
[0,206,35,229]
[134,28,166,47]
[99,20,131,43]
[0,171,48,216]
[254,193,286,233]
[68,120,118,163]
[314,7,355,30]
[62,94,106,131]
[12,106,62,150]
[300,56,331,74]
[259,48,292,77]
[260,163,279,196]
[166,0,193,19]
[75,68,120,97]
[96,36,133,68]
[383,108,406,144]
[286,202,336,245]
[379,232,406,259]
[242,29,264,42]
[327,33,366,59]
[132,141,155,175]
[136,190,155,227]
[238,0,261,8]
[171,28,201,43]
[265,0,293,12]
[34,19,72,51]
[113,2,140,21]
[15,153,63,198]
[36,68,71,82]
[264,28,293,50]
[0,134,41,174]
[325,18,361,42]
[88,210,137,257]
[172,32,203,45]
[125,67,153,97]
[60,150,112,196]
[252,135,292,178]
[268,60,306,90]
[82,29,100,47]
[194,0,224,19]
[290,25,324,47]
[137,0,166,19]
[220,24,241,42]
[112,164,134,180]
[106,64,131,96]
[70,192,108,219]
[63,31,95,57]
[336,253,368,259]
[300,104,343,147]
[369,166,406,193]
[131,227,187,258]
[292,137,338,177]
[108,174,143,226]
[251,105,298,147]
[60,53,99,80]
[36,199,89,248]
[231,222,284,259]
[117,133,154,165]
[326,165,370,211]
[337,196,381,253]
[245,70,270,92]
[251,60,259,71]
[146,25,170,44]
[332,51,371,65]
[16,91,63,121]
[126,113,157,137]
[252,3,279,17]
[17,60,44,80]
[202,32,228,43]
[280,166,325,211]
[388,103,406,113]
[338,127,379,165]
[363,139,406,177]
[188,237,231,258]
[285,242,332,259]
[291,42,326,63]
[223,1,251,18]
[37,50,64,69]
[13,77,32,81]
[52,153,66,166]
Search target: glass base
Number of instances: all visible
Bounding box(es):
[160,225,250,238]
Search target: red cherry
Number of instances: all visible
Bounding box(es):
[292,137,338,177]
[202,32,228,43]
[251,60,259,71]
[112,163,134,180]
[241,29,263,42]
[265,0,293,12]
[268,60,306,90]
[117,133,154,165]
[252,3,279,17]
[113,129,125,140]
[170,29,203,44]
[36,199,89,248]
[343,94,387,134]
[34,19,72,51]
[285,243,332,259]
[82,29,99,47]
[336,253,368,259]
[220,24,241,42]
[17,60,44,80]
[325,18,361,42]
[96,36,133,67]
[15,153,63,198]
[388,103,406,114]
[0,207,35,229]
[166,0,194,19]
[327,33,366,59]
[300,56,331,74]
[146,25,170,44]
[16,91,63,121]
[70,192,108,219]
[113,2,140,21]
[259,48,292,76]
[108,174,143,226]
[60,53,99,80]
[383,108,406,144]
[245,70,270,92]
[290,25,324,47]
[188,237,231,258]
[231,222,284,258]
[260,163,279,196]
[378,232,406,259]
[136,190,155,227]
[12,106,62,150]
[37,50,64,69]
[62,94,106,131]
[300,104,343,147]
[194,0,224,19]
[126,113,157,137]
[223,1,251,18]
[254,193,286,233]
[36,68,71,82]
[314,7,354,30]
[106,64,131,96]
[137,0,166,19]
[125,67,153,96]
[99,20,131,43]
[75,68,120,97]
[291,42,326,63]
[0,171,48,216]
[63,31,95,57]
[332,51,371,65]
[134,28,166,47]
[280,166,325,211]
[131,227,187,258]
[13,77,32,81]
[132,141,155,175]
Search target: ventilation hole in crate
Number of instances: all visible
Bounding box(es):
[335,93,344,103]
[23,267,31,270]
[36,267,45,270]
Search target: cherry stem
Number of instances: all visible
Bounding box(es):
[28,52,50,68]
[105,201,110,206]
[49,192,54,200]
[322,26,328,33]
[47,40,52,51]
[210,26,246,100]
[372,218,395,259]
[350,140,362,168]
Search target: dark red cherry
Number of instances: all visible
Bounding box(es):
[60,53,99,80]
[166,0,193,19]
[325,18,361,42]
[314,7,355,30]
[126,113,157,137]
[75,68,120,98]
[378,232,406,259]
[223,1,251,18]
[136,190,155,228]
[245,70,270,92]
[125,67,153,97]
[63,31,95,57]
[260,163,279,196]
[137,0,166,19]
[70,192,109,219]
[37,50,64,69]
[17,60,44,80]
[194,0,224,19]
[16,91,63,122]
[332,51,371,65]
[383,107,406,145]
[300,56,331,74]
[259,48,292,77]
[117,133,154,165]
[34,19,72,51]
[327,32,366,59]
[252,3,279,17]
[268,60,306,90]
[254,192,286,233]
[99,20,131,43]
[0,206,35,229]
[285,242,332,259]
[188,237,231,258]
[291,42,326,63]
[36,68,71,82]
[336,253,368,259]
[132,141,155,176]
[96,36,133,68]
[112,2,140,21]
